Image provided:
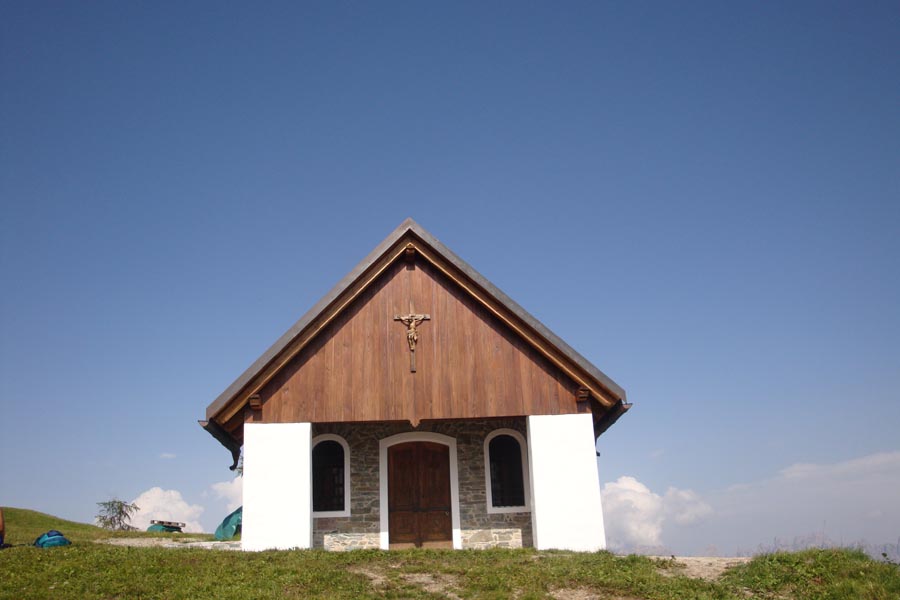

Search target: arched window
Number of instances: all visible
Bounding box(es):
[312,435,350,517]
[484,429,530,513]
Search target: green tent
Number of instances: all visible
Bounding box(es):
[215,506,242,540]
[34,530,71,548]
[147,523,182,533]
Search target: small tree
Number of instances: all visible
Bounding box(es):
[96,498,140,531]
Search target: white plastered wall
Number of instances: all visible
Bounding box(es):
[242,422,312,551]
[527,414,607,551]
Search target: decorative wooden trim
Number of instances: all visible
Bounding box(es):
[576,387,592,413]
[404,242,417,268]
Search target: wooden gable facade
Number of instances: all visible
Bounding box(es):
[201,219,629,470]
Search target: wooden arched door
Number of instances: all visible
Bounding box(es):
[387,441,452,548]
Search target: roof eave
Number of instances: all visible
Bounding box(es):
[594,400,632,438]
[199,420,241,470]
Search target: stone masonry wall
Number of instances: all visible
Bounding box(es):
[311,419,532,550]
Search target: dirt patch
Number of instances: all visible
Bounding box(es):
[550,588,643,600]
[348,566,388,587]
[401,573,463,600]
[350,567,462,599]
[650,556,751,581]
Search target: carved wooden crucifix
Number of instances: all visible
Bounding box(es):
[394,306,430,372]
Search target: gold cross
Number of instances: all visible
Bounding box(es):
[394,307,430,372]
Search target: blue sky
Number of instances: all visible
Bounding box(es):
[1,2,898,554]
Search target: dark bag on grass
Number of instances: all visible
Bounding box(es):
[34,530,71,548]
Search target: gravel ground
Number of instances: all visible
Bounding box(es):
[101,538,242,550]
[649,555,751,580]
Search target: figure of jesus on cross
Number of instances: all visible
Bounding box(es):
[394,309,430,372]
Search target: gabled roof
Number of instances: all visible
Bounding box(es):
[202,218,628,462]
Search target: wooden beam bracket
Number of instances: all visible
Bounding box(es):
[576,387,592,413]
[404,242,417,269]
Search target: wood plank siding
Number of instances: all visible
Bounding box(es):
[203,220,629,457]
[252,257,580,430]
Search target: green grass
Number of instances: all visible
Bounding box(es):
[2,508,898,599]
[721,548,900,599]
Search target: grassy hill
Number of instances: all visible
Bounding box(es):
[0,507,212,545]
[1,507,110,545]
[1,507,898,599]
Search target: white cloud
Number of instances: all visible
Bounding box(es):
[777,451,900,481]
[159,453,176,460]
[130,487,205,533]
[716,451,900,522]
[211,477,242,512]
[601,476,711,551]
[602,476,665,548]
[664,487,712,526]
[662,450,900,555]
[714,451,900,535]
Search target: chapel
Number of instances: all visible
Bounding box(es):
[201,218,629,551]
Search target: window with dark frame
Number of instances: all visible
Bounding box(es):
[312,440,345,512]
[488,434,526,507]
